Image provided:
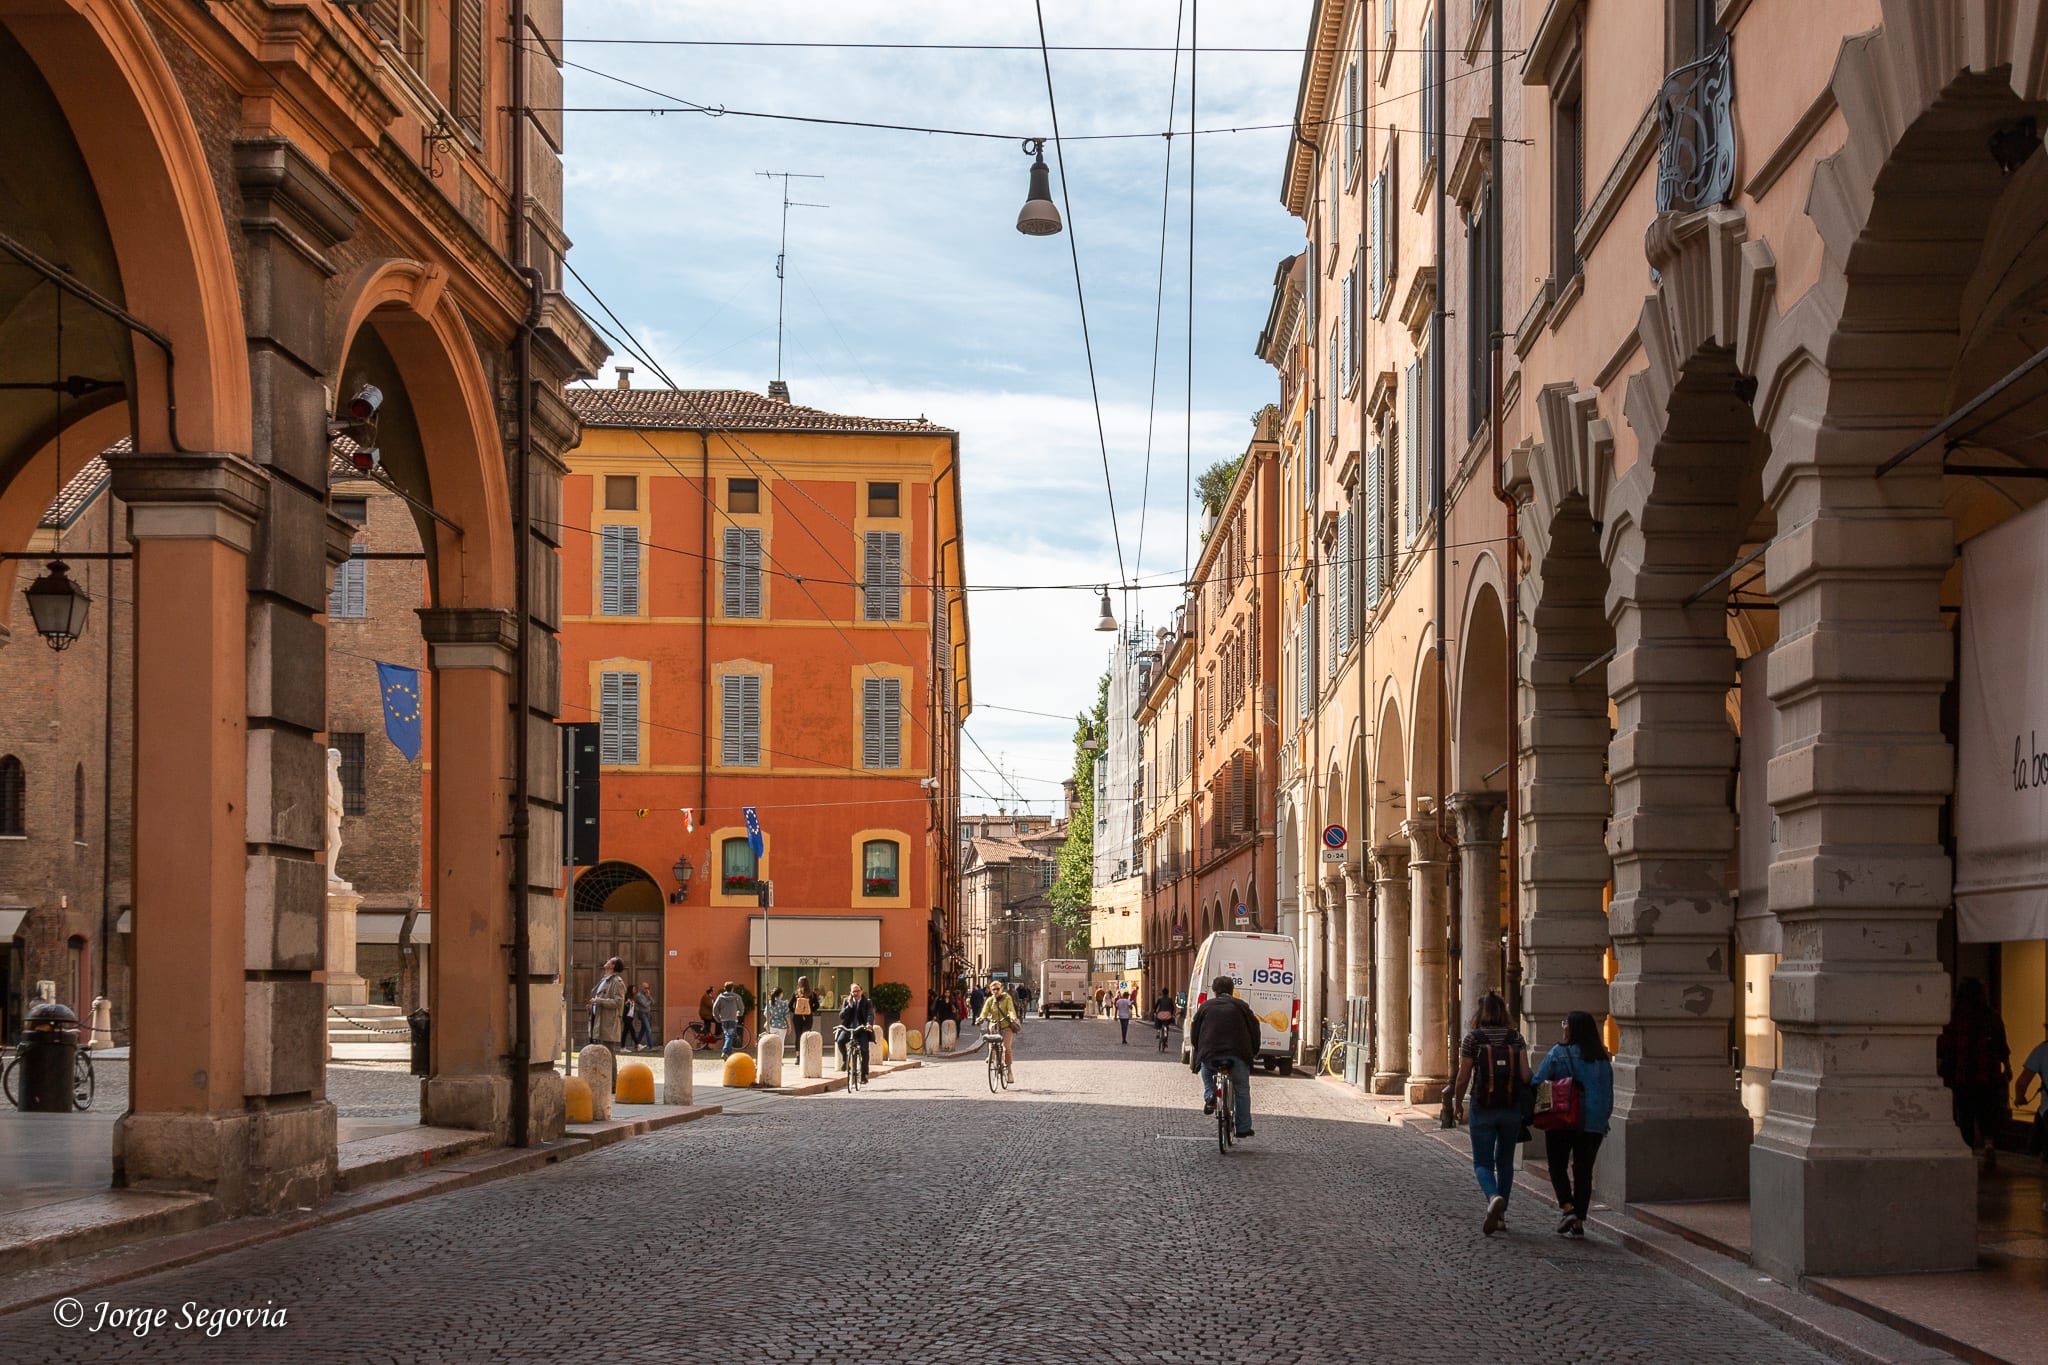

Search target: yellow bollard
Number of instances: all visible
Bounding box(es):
[564,1075,593,1124]
[615,1060,655,1104]
[908,1028,924,1054]
[721,1052,758,1088]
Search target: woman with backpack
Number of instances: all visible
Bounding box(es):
[1453,990,1529,1236]
[1530,1010,1616,1237]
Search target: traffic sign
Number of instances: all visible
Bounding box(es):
[1320,848,1347,863]
[1322,824,1347,850]
[1234,903,1250,925]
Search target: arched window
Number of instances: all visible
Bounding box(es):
[0,755,23,836]
[73,763,85,843]
[721,837,758,894]
[862,839,899,898]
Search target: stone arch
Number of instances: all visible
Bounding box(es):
[331,261,514,610]
[1453,577,1509,794]
[1733,2,2048,1280]
[0,0,251,455]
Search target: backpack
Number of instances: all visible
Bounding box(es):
[1471,1031,1521,1110]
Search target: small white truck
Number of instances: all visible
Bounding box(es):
[1038,959,1089,1018]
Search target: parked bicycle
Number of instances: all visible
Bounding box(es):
[0,1047,93,1111]
[1319,1021,1350,1079]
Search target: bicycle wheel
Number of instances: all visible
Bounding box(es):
[1321,1041,1348,1078]
[987,1046,1001,1093]
[73,1053,93,1112]
[2,1055,15,1109]
[1216,1074,1233,1153]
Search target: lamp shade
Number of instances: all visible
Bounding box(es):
[1094,590,1118,632]
[1016,149,1062,236]
[24,560,89,651]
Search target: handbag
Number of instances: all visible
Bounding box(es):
[1532,1051,1584,1132]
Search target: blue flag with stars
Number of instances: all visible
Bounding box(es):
[377,663,423,761]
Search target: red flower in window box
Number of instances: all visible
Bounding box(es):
[864,877,897,896]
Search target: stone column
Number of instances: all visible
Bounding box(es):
[1749,438,1974,1278]
[1299,895,1321,1051]
[1369,843,1410,1093]
[1404,821,1451,1103]
[1343,871,1369,1008]
[1446,793,1508,1026]
[1601,573,1753,1206]
[108,454,337,1213]
[1322,877,1345,1035]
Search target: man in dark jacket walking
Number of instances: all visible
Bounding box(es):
[1190,976,1262,1139]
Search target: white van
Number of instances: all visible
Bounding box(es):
[1038,959,1089,1018]
[1180,931,1299,1073]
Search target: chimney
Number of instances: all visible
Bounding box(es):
[767,379,791,402]
[615,366,634,389]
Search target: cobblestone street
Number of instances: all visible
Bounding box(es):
[1,1020,1837,1364]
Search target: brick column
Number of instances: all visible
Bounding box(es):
[1369,842,1410,1093]
[1447,792,1508,1022]
[1600,562,1752,1205]
[1403,820,1450,1102]
[1749,447,1974,1278]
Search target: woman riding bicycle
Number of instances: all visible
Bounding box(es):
[977,980,1021,1082]
[1152,987,1177,1046]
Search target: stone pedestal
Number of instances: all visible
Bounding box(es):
[1370,844,1411,1093]
[662,1040,694,1105]
[323,882,367,1006]
[755,1036,784,1087]
[800,1028,824,1077]
[887,1022,907,1060]
[1404,820,1450,1104]
[577,1046,613,1121]
[940,1020,958,1053]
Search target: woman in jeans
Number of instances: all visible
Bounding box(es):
[1453,991,1528,1237]
[1530,1010,1615,1237]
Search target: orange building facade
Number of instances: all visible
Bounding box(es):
[559,383,969,1042]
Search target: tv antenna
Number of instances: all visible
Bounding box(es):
[757,171,826,382]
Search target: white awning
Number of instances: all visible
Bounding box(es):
[0,908,27,941]
[114,911,130,934]
[358,910,431,945]
[748,915,881,968]
[1736,651,1782,954]
[1956,499,2048,943]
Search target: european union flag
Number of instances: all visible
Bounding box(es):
[378,663,423,761]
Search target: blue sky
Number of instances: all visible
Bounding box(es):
[560,1,1313,815]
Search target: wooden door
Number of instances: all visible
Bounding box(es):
[572,911,664,1045]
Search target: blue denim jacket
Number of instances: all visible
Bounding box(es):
[1532,1043,1615,1134]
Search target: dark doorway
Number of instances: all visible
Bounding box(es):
[571,862,664,1047]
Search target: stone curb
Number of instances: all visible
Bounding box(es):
[0,1104,721,1320]
[763,1057,923,1096]
[1312,1078,1962,1365]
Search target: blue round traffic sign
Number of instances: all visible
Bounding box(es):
[1321,824,1347,850]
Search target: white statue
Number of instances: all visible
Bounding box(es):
[325,746,346,885]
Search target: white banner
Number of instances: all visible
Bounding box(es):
[1736,651,1781,953]
[1956,499,2048,943]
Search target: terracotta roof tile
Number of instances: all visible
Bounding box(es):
[38,438,128,528]
[566,386,951,436]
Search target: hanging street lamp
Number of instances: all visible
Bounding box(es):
[1016,139,1062,236]
[24,559,89,651]
[1094,587,1118,633]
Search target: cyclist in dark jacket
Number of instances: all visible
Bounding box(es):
[1189,976,1261,1139]
[838,984,876,1082]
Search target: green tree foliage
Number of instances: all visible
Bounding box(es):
[1047,672,1109,957]
[1197,456,1244,520]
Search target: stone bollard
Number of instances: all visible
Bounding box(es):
[888,1022,907,1062]
[800,1028,824,1078]
[941,1020,958,1053]
[578,1045,615,1121]
[662,1039,694,1105]
[756,1034,784,1087]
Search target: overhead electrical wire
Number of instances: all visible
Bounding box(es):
[554,38,1479,54]
[1184,0,1198,585]
[1032,0,1127,588]
[1130,0,1187,585]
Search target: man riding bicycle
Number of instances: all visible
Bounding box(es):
[978,979,1021,1082]
[1189,975,1260,1140]
[838,982,876,1082]
[1152,987,1177,1047]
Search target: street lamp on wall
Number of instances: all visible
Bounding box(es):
[669,856,693,904]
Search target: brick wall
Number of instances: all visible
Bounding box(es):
[0,471,134,1041]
